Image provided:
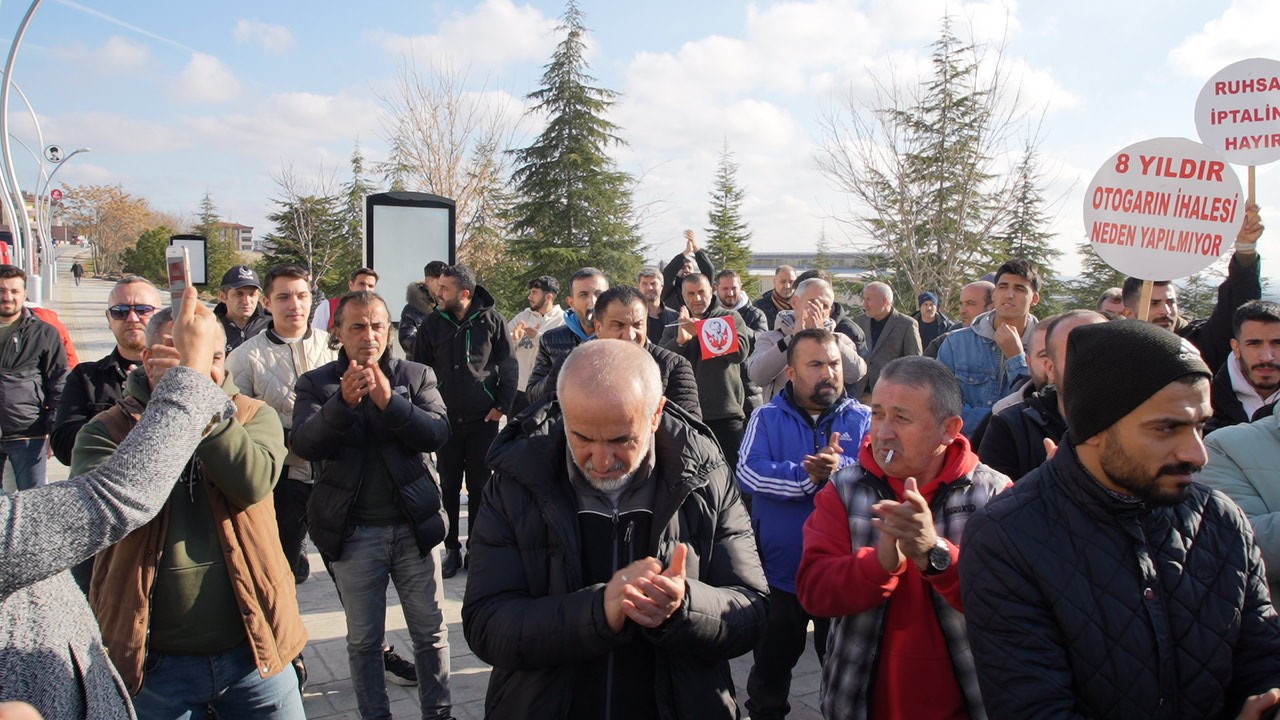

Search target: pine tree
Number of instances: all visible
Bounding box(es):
[993,144,1063,314]
[190,193,243,290]
[817,17,1035,313]
[335,144,375,278]
[704,141,753,277]
[1064,241,1127,312]
[260,193,348,297]
[122,225,174,284]
[505,0,643,291]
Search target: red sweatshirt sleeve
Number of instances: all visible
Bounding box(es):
[797,482,907,618]
[924,540,963,611]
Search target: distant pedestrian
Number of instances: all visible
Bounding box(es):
[70,262,83,286]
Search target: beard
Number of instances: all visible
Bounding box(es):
[1098,433,1200,507]
[569,435,651,494]
[1246,361,1280,393]
[808,380,840,408]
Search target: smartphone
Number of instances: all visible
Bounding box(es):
[165,245,191,317]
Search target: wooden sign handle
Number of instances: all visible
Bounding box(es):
[1137,280,1154,322]
[1248,165,1256,205]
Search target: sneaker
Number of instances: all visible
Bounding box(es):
[384,646,418,687]
[292,654,308,693]
[441,548,462,579]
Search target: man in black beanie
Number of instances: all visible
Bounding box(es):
[959,320,1280,719]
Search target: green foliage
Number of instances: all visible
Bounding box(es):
[704,142,753,278]
[504,0,644,301]
[190,193,247,292]
[1063,240,1126,312]
[121,225,173,283]
[258,193,350,297]
[993,144,1063,315]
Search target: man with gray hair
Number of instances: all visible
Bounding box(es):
[747,277,867,399]
[852,281,922,398]
[464,339,768,719]
[798,356,1009,719]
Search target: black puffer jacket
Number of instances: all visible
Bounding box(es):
[398,281,436,355]
[960,438,1280,719]
[291,351,450,561]
[524,321,585,405]
[464,402,768,720]
[828,301,869,357]
[213,302,270,354]
[975,384,1066,481]
[411,284,518,423]
[0,309,68,439]
[51,348,133,465]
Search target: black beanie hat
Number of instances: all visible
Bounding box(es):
[1063,320,1211,441]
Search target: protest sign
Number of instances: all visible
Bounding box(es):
[1195,58,1280,168]
[1083,137,1243,282]
[697,316,740,360]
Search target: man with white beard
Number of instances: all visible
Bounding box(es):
[463,339,768,720]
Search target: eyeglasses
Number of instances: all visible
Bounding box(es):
[108,304,157,320]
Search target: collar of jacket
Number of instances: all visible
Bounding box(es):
[856,432,979,495]
[104,347,136,381]
[1050,436,1153,525]
[564,310,593,342]
[971,309,1038,344]
[777,382,857,427]
[404,281,436,314]
[1021,384,1065,430]
[336,346,395,377]
[265,324,315,344]
[488,402,721,537]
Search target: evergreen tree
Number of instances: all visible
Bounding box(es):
[259,192,348,297]
[336,144,375,277]
[704,141,753,278]
[993,144,1063,314]
[121,225,174,284]
[190,193,244,291]
[817,17,1035,313]
[505,0,643,292]
[1064,241,1127,312]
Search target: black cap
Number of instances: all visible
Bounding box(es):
[220,265,261,290]
[1063,320,1211,441]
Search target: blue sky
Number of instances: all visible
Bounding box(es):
[1,0,1276,288]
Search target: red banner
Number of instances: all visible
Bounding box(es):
[697,316,739,360]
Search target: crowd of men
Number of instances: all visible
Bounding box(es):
[11,205,1280,720]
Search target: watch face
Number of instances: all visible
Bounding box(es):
[929,544,951,572]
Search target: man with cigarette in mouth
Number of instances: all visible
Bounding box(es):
[796,356,1010,719]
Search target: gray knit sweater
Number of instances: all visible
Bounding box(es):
[0,367,235,719]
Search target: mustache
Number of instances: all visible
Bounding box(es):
[1251,363,1280,373]
[1159,462,1202,477]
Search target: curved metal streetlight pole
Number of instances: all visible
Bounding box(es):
[0,0,45,273]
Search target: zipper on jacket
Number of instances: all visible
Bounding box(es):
[605,506,620,720]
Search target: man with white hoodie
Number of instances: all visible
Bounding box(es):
[936,258,1040,438]
[506,276,565,414]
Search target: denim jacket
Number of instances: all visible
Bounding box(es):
[936,310,1037,437]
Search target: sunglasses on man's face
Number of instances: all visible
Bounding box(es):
[108,304,157,320]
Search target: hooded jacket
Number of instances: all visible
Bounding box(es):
[976,384,1066,481]
[1206,351,1278,434]
[292,351,451,561]
[797,437,1007,720]
[960,438,1280,719]
[411,284,518,423]
[463,401,768,720]
[0,307,68,439]
[737,385,870,591]
[508,305,567,390]
[935,309,1037,437]
[525,313,589,406]
[398,281,437,355]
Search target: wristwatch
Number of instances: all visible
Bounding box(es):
[921,538,951,576]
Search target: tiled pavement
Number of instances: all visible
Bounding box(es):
[45,247,823,719]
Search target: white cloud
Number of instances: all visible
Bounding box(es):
[41,111,189,154]
[181,91,382,158]
[234,19,295,54]
[170,52,240,104]
[1169,0,1280,78]
[47,35,150,74]
[369,0,557,72]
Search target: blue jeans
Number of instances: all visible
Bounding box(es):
[1,437,46,491]
[131,641,305,720]
[331,524,451,720]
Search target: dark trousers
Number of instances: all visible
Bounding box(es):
[705,416,745,475]
[745,587,830,720]
[275,474,313,579]
[438,419,498,551]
